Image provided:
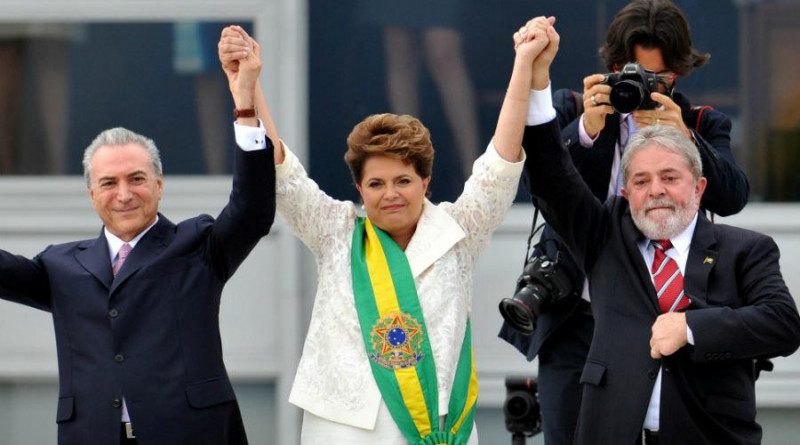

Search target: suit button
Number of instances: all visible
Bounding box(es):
[109,309,119,318]
[114,354,125,363]
[564,138,572,146]
[647,369,657,380]
[112,398,122,408]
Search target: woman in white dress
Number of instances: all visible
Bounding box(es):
[218,18,559,445]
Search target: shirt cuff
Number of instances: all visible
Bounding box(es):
[687,325,695,346]
[526,83,557,126]
[486,139,526,177]
[578,114,598,148]
[234,119,268,151]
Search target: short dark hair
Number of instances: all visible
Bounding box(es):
[599,0,710,76]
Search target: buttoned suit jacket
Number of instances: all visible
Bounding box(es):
[522,119,800,445]
[0,144,275,445]
[500,90,750,363]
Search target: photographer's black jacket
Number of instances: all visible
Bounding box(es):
[500,89,751,363]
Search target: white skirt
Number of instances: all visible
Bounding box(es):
[301,401,479,445]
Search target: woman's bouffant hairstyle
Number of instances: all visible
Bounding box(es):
[599,0,710,76]
[345,113,434,186]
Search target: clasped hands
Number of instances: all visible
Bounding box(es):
[218,25,261,99]
[513,16,559,91]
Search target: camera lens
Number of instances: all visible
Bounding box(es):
[499,284,547,335]
[505,391,537,420]
[504,377,542,437]
[610,80,646,114]
[499,298,535,334]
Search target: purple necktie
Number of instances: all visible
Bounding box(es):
[112,243,132,277]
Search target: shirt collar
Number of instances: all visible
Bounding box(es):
[104,215,160,261]
[669,213,698,255]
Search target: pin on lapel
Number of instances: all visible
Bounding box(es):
[703,257,714,265]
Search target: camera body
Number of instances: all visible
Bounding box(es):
[603,62,660,113]
[504,377,542,437]
[499,252,574,335]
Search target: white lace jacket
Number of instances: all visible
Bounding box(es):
[277,141,523,430]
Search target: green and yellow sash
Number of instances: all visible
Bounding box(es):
[351,217,478,445]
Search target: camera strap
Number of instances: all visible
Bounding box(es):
[691,105,713,133]
[524,204,549,266]
[351,217,477,445]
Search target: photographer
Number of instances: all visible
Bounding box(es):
[499,1,749,444]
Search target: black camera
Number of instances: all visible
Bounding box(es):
[603,62,661,114]
[504,377,542,441]
[499,252,573,335]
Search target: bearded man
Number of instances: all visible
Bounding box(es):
[518,88,800,444]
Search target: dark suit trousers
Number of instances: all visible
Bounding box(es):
[537,308,594,445]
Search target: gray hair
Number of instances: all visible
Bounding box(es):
[83,127,163,186]
[621,124,702,186]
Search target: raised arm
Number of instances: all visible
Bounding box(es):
[206,25,276,279]
[519,19,611,274]
[218,26,284,165]
[492,18,556,162]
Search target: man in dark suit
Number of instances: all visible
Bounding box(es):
[499,2,749,443]
[0,30,273,445]
[521,103,800,442]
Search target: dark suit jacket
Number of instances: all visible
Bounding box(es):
[500,89,750,361]
[0,144,275,445]
[523,119,800,445]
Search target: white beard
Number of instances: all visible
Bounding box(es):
[631,192,698,240]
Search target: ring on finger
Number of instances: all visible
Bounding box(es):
[656,118,661,124]
[590,95,598,106]
[518,26,527,35]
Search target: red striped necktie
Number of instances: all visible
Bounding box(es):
[651,240,690,313]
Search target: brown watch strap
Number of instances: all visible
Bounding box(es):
[233,108,257,118]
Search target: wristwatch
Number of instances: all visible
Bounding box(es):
[233,107,257,118]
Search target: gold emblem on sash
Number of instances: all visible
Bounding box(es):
[369,312,425,369]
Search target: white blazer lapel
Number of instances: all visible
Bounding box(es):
[405,200,465,278]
